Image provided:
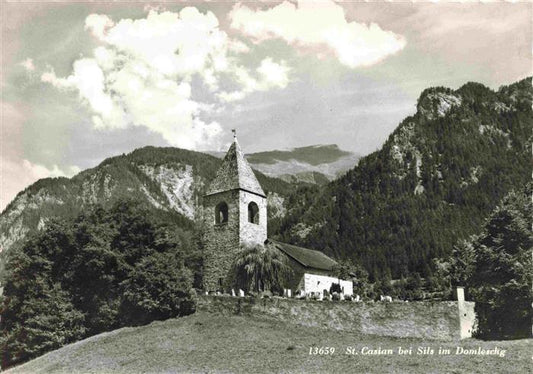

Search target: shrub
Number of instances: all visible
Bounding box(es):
[231,244,292,294]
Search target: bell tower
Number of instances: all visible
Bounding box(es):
[202,134,267,291]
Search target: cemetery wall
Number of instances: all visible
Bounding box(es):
[197,296,475,340]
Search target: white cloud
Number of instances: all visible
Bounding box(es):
[228,39,251,54]
[21,160,81,179]
[41,8,288,150]
[229,0,406,68]
[1,158,80,211]
[19,58,35,71]
[218,58,290,102]
[85,9,230,80]
[41,59,126,129]
[217,90,247,103]
[257,58,290,88]
[85,13,114,40]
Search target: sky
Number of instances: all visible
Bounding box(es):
[1,0,532,211]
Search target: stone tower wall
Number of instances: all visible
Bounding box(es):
[239,190,267,248]
[203,190,241,291]
[203,189,268,291]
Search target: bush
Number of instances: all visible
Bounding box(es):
[120,252,195,325]
[329,283,342,294]
[1,281,85,367]
[231,244,292,294]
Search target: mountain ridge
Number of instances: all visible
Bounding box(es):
[0,142,362,258]
[275,77,532,279]
[1,77,530,281]
[0,147,296,275]
[209,144,361,183]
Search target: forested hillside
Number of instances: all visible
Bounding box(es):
[274,77,532,280]
[0,147,294,275]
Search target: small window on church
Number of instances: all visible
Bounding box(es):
[248,202,259,224]
[215,202,228,224]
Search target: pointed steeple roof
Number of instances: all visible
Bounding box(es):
[206,138,266,197]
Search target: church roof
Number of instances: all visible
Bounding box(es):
[268,239,338,271]
[206,139,266,197]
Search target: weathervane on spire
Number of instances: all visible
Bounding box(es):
[231,129,237,139]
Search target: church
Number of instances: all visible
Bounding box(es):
[202,135,353,297]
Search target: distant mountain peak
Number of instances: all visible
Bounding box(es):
[417,90,462,120]
[246,144,353,166]
[244,144,360,182]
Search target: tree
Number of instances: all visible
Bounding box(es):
[404,272,423,300]
[333,259,370,297]
[120,251,195,325]
[0,199,196,369]
[1,245,85,367]
[448,238,477,287]
[231,244,292,294]
[332,258,357,279]
[375,271,394,297]
[470,186,533,339]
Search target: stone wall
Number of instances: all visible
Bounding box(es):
[198,296,476,340]
[282,257,332,291]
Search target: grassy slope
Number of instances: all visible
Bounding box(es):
[7,313,531,374]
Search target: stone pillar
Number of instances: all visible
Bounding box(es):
[456,286,475,339]
[456,286,465,303]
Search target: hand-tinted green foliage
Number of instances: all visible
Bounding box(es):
[0,200,195,369]
[274,78,532,281]
[0,243,86,368]
[332,258,359,280]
